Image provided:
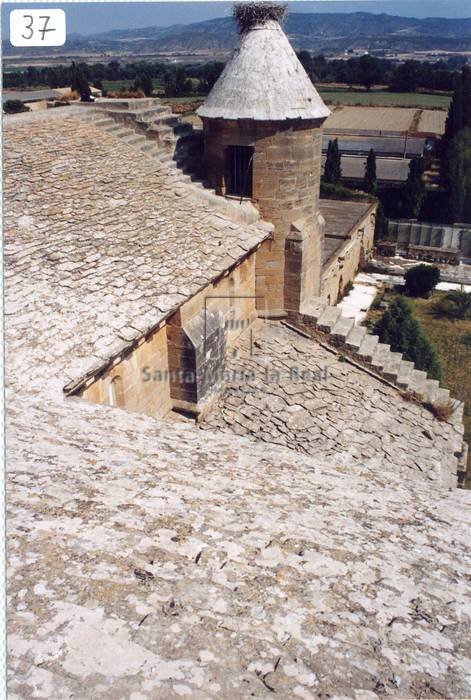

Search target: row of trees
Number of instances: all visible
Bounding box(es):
[440,66,471,223]
[323,139,426,218]
[374,295,442,381]
[297,52,460,92]
[3,60,225,97]
[4,53,459,95]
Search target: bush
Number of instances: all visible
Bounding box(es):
[404,264,440,298]
[320,181,374,202]
[460,331,471,346]
[3,99,29,114]
[434,289,471,320]
[374,296,442,381]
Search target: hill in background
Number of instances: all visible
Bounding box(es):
[4,12,471,57]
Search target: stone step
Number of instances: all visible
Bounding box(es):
[297,299,328,324]
[157,151,174,163]
[122,134,146,146]
[110,126,134,139]
[424,379,440,404]
[331,315,355,344]
[357,333,379,362]
[433,387,450,406]
[408,369,427,398]
[140,142,160,154]
[345,324,367,350]
[135,107,172,120]
[94,117,115,128]
[317,306,342,333]
[382,351,403,382]
[371,343,391,371]
[396,360,415,388]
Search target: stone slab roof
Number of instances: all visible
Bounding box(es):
[201,321,463,486]
[7,380,471,698]
[320,199,374,240]
[5,108,471,700]
[4,110,271,391]
[197,20,330,122]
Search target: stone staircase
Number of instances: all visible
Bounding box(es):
[77,99,259,227]
[288,298,469,484]
[290,298,454,408]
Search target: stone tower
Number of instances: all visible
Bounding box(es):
[197,2,330,316]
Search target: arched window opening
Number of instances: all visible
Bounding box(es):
[108,376,124,408]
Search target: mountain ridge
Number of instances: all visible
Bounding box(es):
[4,12,471,57]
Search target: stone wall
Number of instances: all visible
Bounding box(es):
[80,254,258,418]
[321,208,375,304]
[82,324,172,419]
[202,117,325,315]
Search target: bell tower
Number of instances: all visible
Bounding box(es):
[197,2,330,317]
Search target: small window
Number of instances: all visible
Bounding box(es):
[225,145,254,198]
[108,376,124,408]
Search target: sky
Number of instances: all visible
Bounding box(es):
[2,1,471,37]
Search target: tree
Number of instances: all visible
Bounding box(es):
[374,202,388,241]
[358,54,382,91]
[363,148,377,194]
[402,156,425,218]
[445,128,471,223]
[324,139,342,184]
[374,296,442,381]
[390,60,418,93]
[70,61,91,101]
[3,100,30,114]
[404,264,440,298]
[134,72,153,97]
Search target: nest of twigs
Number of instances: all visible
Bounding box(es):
[233,2,287,33]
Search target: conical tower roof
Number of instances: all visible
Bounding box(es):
[197,18,330,122]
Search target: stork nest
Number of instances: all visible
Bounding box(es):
[233,2,287,33]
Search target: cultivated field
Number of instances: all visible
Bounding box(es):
[324,105,447,135]
[417,109,447,135]
[325,106,418,132]
[318,87,451,110]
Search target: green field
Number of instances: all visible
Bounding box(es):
[318,87,451,109]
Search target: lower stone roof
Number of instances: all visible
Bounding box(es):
[200,321,463,486]
[4,110,271,391]
[320,199,374,267]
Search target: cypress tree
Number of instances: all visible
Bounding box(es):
[324,138,342,184]
[374,202,388,241]
[402,156,426,219]
[445,70,464,141]
[374,296,442,381]
[70,61,90,101]
[363,148,377,194]
[463,65,471,129]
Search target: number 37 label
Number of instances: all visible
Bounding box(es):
[10,9,66,47]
